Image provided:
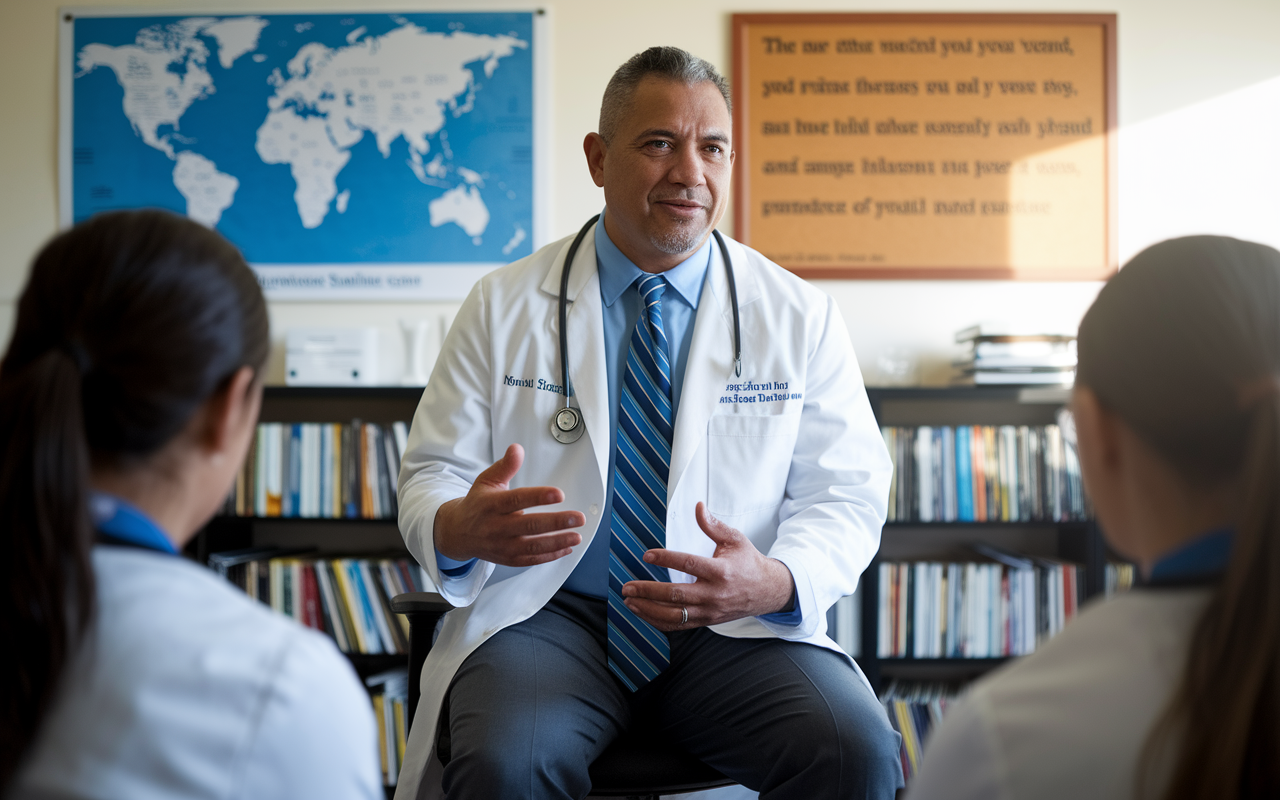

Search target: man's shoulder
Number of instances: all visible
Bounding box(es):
[476,233,574,299]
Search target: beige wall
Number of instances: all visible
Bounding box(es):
[4,0,1279,384]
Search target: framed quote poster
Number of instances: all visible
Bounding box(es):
[732,13,1117,279]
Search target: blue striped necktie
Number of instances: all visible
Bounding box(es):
[607,274,674,691]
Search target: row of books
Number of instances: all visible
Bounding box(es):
[881,681,958,781]
[881,420,1089,523]
[876,553,1082,658]
[209,549,428,655]
[1106,562,1137,595]
[830,590,862,658]
[367,670,409,787]
[220,421,410,520]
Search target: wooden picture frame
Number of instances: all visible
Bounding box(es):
[731,13,1118,280]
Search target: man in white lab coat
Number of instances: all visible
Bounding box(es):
[396,46,902,800]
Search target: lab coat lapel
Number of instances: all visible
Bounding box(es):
[539,227,610,496]
[667,234,761,506]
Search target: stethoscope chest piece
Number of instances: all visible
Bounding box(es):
[551,406,585,444]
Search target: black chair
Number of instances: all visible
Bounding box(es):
[390,592,735,800]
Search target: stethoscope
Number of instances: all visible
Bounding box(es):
[551,214,742,444]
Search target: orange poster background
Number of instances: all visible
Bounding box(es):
[732,14,1117,279]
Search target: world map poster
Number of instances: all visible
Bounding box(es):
[60,10,546,299]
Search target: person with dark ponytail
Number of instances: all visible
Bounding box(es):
[0,210,380,799]
[908,235,1280,800]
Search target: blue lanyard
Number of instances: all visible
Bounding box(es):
[1146,527,1232,587]
[91,492,178,555]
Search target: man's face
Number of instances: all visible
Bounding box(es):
[585,77,734,272]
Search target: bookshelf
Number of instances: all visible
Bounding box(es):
[188,386,425,797]
[187,384,1116,791]
[854,386,1111,694]
[190,386,423,562]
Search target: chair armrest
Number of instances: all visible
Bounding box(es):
[391,591,455,615]
[392,591,456,735]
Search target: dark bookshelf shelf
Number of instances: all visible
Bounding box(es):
[212,515,400,525]
[878,657,1013,666]
[866,386,1070,403]
[346,652,408,678]
[263,385,424,400]
[884,520,1092,529]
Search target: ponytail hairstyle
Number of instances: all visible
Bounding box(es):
[1075,235,1280,799]
[0,210,269,789]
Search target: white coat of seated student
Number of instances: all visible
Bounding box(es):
[0,210,381,800]
[908,235,1280,800]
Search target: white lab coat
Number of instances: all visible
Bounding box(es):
[907,588,1210,800]
[12,546,382,800]
[395,226,891,799]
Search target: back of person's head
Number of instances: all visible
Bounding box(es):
[0,209,269,789]
[1076,235,1280,799]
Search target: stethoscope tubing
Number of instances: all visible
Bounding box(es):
[553,215,742,444]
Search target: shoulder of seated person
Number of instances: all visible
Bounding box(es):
[971,587,1212,704]
[93,547,345,663]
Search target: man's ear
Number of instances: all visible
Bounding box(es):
[584,132,607,188]
[201,366,259,458]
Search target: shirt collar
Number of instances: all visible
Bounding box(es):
[594,210,710,309]
[1146,526,1233,587]
[91,492,178,555]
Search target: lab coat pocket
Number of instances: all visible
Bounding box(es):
[706,412,803,518]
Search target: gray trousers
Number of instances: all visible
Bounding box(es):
[441,590,903,800]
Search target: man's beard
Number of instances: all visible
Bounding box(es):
[650,218,707,255]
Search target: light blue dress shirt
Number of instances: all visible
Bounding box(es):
[438,212,799,623]
[560,212,710,597]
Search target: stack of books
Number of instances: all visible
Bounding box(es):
[881,681,959,782]
[366,669,409,787]
[953,324,1077,386]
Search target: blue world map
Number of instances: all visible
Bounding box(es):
[71,12,535,265]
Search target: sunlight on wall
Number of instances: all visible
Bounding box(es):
[1118,74,1280,261]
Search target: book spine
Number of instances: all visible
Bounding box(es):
[877,562,892,657]
[393,420,409,461]
[316,425,327,519]
[381,424,400,519]
[331,423,343,519]
[363,424,380,519]
[330,560,369,653]
[915,427,932,523]
[346,559,384,654]
[360,560,400,654]
[313,563,349,652]
[380,561,413,644]
[264,423,282,516]
[373,692,389,782]
[393,697,407,778]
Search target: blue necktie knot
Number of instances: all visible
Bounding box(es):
[637,274,668,344]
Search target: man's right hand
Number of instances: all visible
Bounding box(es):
[433,444,586,568]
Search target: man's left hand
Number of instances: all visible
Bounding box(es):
[621,502,795,631]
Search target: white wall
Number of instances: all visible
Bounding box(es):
[3,0,1279,385]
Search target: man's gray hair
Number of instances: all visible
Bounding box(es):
[598,47,732,144]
